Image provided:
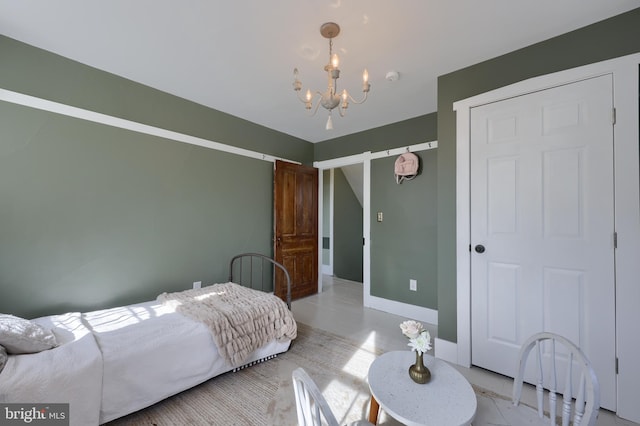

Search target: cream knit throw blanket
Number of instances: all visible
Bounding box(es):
[157,283,297,366]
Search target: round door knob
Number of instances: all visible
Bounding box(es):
[474,244,486,254]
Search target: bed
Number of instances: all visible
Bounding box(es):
[0,253,296,425]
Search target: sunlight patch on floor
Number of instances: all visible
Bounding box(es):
[341,350,377,379]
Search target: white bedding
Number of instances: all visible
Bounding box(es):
[0,291,293,425]
[86,300,228,424]
[0,312,103,426]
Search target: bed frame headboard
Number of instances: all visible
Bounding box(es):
[229,253,292,310]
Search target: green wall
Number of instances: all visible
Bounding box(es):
[0,36,313,318]
[314,114,437,161]
[436,7,640,342]
[333,168,363,282]
[0,36,311,163]
[370,152,437,308]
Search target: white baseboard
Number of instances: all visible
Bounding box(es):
[434,337,458,363]
[365,294,438,325]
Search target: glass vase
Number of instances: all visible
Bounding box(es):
[408,351,431,384]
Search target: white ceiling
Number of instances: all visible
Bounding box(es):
[1,1,637,143]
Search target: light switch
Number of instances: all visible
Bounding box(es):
[377,212,383,222]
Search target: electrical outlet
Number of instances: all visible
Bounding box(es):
[193,281,202,289]
[409,279,417,291]
[377,212,384,222]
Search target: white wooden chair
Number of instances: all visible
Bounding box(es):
[292,367,373,426]
[512,332,600,426]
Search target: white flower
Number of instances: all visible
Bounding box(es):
[400,320,424,339]
[407,330,432,355]
[400,320,432,355]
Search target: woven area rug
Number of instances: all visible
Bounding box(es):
[105,323,545,426]
[106,322,385,425]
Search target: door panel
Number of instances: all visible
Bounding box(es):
[274,160,318,301]
[470,75,616,410]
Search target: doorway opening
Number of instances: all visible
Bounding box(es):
[321,165,364,283]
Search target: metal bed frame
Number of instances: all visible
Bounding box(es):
[229,252,292,309]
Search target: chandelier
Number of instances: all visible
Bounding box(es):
[293,22,370,130]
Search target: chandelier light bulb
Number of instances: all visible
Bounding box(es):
[305,89,312,102]
[341,89,349,109]
[331,53,340,69]
[363,69,369,83]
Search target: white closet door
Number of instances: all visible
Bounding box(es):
[470,74,616,410]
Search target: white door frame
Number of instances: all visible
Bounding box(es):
[314,141,439,323]
[315,152,372,298]
[321,168,335,276]
[451,53,640,422]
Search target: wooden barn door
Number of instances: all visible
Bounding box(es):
[274,160,318,301]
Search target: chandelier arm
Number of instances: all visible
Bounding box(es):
[297,92,307,104]
[295,90,328,114]
[295,91,310,104]
[308,98,323,117]
[346,91,369,105]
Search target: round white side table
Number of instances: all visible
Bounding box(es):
[367,351,477,426]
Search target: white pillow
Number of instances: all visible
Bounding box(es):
[0,314,58,354]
